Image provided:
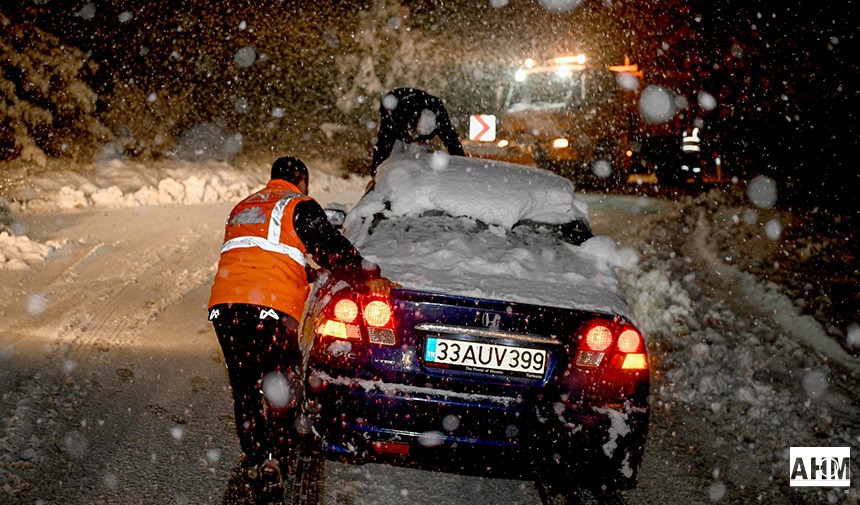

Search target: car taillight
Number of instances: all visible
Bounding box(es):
[616,353,648,370]
[584,324,613,351]
[316,294,397,346]
[334,299,359,323]
[361,296,396,345]
[318,298,362,340]
[612,326,647,370]
[617,329,642,353]
[574,320,647,371]
[363,300,392,327]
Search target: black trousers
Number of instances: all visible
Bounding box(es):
[209,303,302,468]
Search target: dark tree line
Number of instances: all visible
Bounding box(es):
[1,0,455,168]
[0,11,111,165]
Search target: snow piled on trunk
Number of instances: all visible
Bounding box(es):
[344,153,636,317]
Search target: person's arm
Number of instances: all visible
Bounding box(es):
[371,117,398,176]
[435,109,464,156]
[426,96,464,156]
[292,199,381,284]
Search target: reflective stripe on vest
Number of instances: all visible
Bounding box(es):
[220,192,307,267]
[682,127,701,153]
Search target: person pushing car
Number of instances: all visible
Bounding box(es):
[207,156,394,495]
[370,87,464,176]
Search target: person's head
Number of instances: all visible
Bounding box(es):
[271,156,309,194]
[381,88,440,143]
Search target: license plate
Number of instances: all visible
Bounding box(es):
[424,337,548,379]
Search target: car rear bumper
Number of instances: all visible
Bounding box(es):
[305,369,648,487]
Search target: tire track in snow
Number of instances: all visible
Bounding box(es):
[689,213,860,380]
[0,205,226,501]
[5,207,220,356]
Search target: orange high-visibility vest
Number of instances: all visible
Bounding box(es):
[208,180,312,321]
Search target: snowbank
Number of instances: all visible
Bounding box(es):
[617,190,860,497]
[5,159,264,212]
[0,158,368,270]
[0,231,66,270]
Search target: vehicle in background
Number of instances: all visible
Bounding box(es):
[295,153,650,504]
[461,55,650,187]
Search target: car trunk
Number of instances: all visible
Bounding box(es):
[365,289,610,395]
[308,287,621,453]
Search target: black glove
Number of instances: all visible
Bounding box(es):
[305,264,319,283]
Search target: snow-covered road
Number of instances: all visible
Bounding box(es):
[0,160,857,504]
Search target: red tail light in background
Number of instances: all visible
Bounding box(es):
[575,320,647,371]
[317,294,397,346]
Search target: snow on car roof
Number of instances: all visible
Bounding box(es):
[349,151,589,229]
[344,152,638,320]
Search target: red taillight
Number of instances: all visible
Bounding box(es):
[617,329,643,353]
[361,297,396,345]
[363,299,392,328]
[317,294,397,346]
[333,299,359,323]
[318,297,361,340]
[616,327,647,370]
[584,324,613,351]
[575,321,647,371]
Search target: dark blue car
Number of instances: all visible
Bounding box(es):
[295,153,649,504]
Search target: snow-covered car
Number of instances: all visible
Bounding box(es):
[298,152,650,501]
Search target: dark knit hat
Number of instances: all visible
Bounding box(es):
[271,156,309,184]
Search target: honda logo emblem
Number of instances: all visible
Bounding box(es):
[481,312,501,328]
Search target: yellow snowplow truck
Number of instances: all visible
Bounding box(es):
[462,55,647,187]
